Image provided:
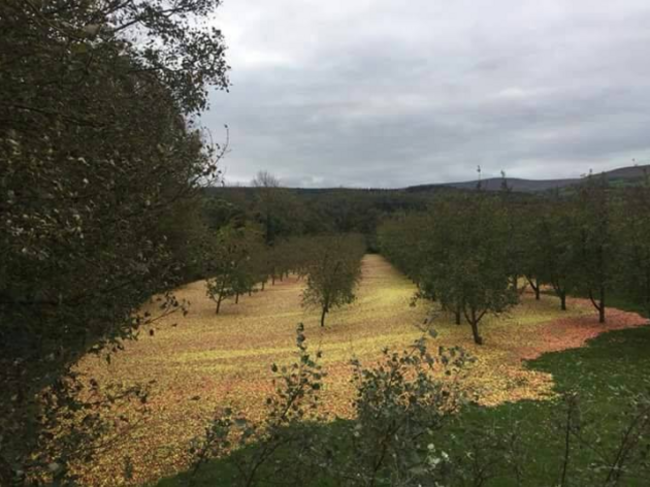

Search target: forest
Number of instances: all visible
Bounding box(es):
[2,1,650,486]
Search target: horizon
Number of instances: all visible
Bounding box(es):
[219,161,650,190]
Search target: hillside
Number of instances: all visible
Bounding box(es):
[406,164,650,193]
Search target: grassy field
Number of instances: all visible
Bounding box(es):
[74,255,647,486]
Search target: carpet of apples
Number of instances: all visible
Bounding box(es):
[71,255,647,485]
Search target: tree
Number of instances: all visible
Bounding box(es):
[574,176,613,323]
[205,225,263,314]
[0,0,229,481]
[613,178,650,318]
[251,171,294,245]
[252,171,281,189]
[429,195,517,345]
[537,199,579,311]
[500,193,529,295]
[302,236,364,327]
[519,203,548,301]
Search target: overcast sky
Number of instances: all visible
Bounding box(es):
[203,0,650,188]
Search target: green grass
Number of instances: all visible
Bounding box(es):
[441,325,650,485]
[156,300,650,487]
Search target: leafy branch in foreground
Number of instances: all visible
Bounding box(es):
[187,323,325,487]
[315,337,472,487]
[187,328,473,487]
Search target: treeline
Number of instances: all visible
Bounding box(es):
[379,178,650,344]
[201,185,432,250]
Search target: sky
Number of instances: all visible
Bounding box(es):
[203,0,650,188]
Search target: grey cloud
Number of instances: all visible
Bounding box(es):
[205,0,650,187]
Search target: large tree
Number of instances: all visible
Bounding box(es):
[428,195,517,345]
[0,0,229,482]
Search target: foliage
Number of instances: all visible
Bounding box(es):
[249,171,308,245]
[201,186,432,244]
[205,225,265,313]
[0,0,229,481]
[574,176,615,322]
[611,181,650,318]
[186,323,325,487]
[183,327,471,487]
[377,212,430,289]
[316,339,471,486]
[536,198,581,310]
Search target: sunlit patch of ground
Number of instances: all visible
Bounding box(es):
[73,255,647,485]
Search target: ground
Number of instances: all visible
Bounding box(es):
[73,255,647,486]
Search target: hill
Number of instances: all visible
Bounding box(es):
[406,164,650,193]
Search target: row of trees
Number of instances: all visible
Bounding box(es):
[379,179,650,345]
[203,229,365,326]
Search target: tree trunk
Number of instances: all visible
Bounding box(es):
[248,289,252,297]
[470,319,483,345]
[599,286,606,323]
[588,288,606,323]
[320,307,328,327]
[0,456,13,487]
[235,293,239,304]
[527,276,541,300]
[272,274,276,285]
[454,307,461,325]
[261,281,265,291]
[467,308,483,345]
[216,282,226,314]
[560,292,567,311]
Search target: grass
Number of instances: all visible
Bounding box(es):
[73,256,648,486]
[446,325,650,485]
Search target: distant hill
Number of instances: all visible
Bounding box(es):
[205,164,649,196]
[405,164,650,193]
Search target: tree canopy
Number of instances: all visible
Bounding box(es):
[1,0,229,481]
